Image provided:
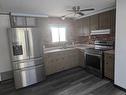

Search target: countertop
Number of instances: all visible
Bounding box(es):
[44,44,94,54]
[104,50,115,54]
[44,47,75,54]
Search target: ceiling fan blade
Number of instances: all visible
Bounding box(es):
[77,12,84,16]
[67,10,74,12]
[80,8,95,11]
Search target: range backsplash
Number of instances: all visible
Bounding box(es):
[75,33,115,44]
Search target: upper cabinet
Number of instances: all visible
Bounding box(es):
[76,17,90,36]
[26,17,37,27]
[76,19,83,36]
[75,9,115,37]
[82,17,90,36]
[10,16,37,27]
[11,16,26,27]
[110,10,116,33]
[90,14,99,31]
[99,11,111,29]
[90,9,116,34]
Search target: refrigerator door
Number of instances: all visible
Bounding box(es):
[8,28,29,61]
[27,28,42,59]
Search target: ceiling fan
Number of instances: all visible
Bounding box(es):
[61,6,95,20]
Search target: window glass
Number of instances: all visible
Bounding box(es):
[59,28,66,42]
[51,27,59,42]
[51,27,66,42]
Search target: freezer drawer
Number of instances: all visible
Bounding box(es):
[12,57,43,70]
[14,65,45,89]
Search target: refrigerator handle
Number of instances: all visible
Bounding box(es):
[25,29,30,59]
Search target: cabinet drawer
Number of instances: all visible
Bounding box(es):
[14,65,45,89]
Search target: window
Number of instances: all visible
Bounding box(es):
[51,27,66,42]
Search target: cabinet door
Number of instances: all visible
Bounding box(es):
[79,50,85,67]
[82,17,90,36]
[76,19,83,36]
[104,53,114,80]
[90,14,99,31]
[99,11,111,29]
[26,17,37,27]
[11,16,26,27]
[44,53,56,75]
[110,10,116,34]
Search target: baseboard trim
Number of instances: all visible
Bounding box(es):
[114,84,126,92]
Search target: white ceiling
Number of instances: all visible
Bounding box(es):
[0,0,116,17]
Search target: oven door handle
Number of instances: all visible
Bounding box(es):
[85,52,102,58]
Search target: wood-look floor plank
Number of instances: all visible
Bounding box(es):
[0,68,125,95]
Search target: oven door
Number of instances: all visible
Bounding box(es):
[85,52,103,78]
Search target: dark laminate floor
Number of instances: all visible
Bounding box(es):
[0,68,125,95]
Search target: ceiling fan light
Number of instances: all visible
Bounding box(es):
[61,16,66,20]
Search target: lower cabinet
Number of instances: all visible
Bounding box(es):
[44,49,80,75]
[78,50,85,68]
[104,52,114,80]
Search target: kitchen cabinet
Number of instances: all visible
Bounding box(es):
[44,49,79,75]
[78,50,85,68]
[104,51,114,80]
[99,11,111,29]
[76,9,115,36]
[26,17,37,26]
[90,14,99,31]
[11,16,26,27]
[11,16,37,27]
[76,19,83,36]
[90,10,115,31]
[82,17,90,36]
[110,9,116,33]
[76,17,90,36]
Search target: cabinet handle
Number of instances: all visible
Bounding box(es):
[106,62,108,64]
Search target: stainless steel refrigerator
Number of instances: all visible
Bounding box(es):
[8,28,45,89]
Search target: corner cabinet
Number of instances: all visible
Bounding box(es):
[10,16,37,27]
[76,17,90,36]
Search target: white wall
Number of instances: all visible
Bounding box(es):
[0,15,12,73]
[115,0,126,89]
